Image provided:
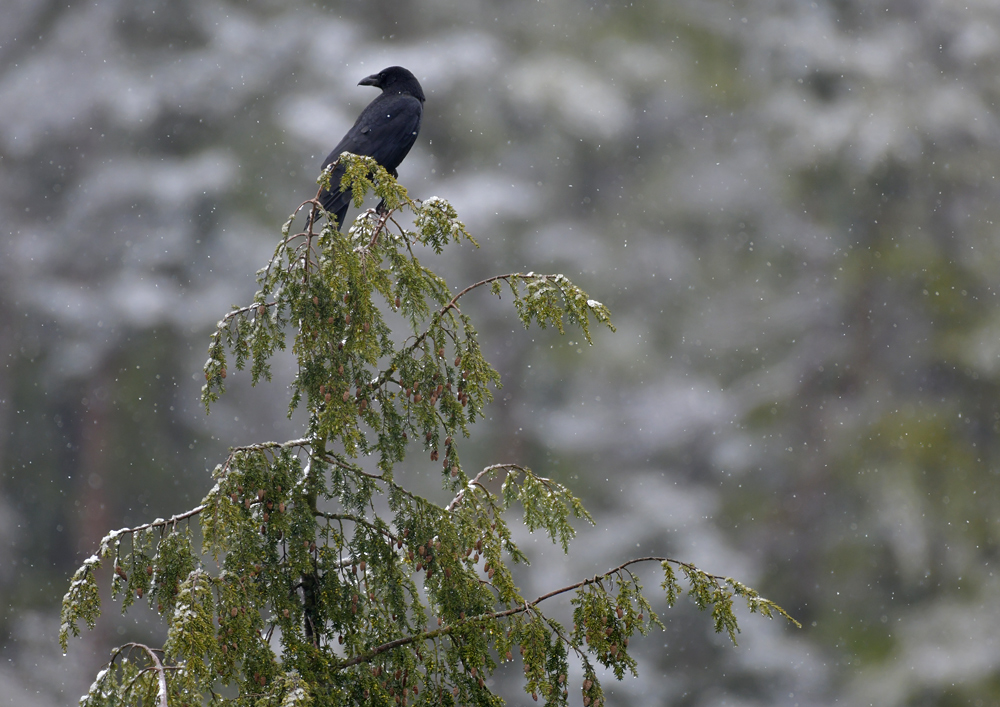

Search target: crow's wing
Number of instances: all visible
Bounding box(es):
[318,93,423,227]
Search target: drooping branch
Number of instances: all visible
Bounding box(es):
[334,554,773,671]
[315,510,401,545]
[102,505,207,540]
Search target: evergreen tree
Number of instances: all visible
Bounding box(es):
[61,158,797,706]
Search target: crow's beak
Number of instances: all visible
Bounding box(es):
[358,73,380,87]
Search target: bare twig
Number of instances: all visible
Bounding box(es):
[441,273,518,315]
[447,463,526,511]
[115,643,171,707]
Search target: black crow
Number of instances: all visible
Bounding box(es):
[318,66,425,229]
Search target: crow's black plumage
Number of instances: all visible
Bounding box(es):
[318,66,425,229]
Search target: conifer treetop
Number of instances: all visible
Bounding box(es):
[61,156,797,706]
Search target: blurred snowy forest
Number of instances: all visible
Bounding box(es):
[3,0,1000,705]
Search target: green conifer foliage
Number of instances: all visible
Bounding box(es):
[61,156,797,706]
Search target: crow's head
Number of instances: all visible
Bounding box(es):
[359,66,425,102]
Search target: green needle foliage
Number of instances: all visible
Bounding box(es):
[61,156,799,706]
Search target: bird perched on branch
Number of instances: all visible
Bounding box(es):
[318,66,425,229]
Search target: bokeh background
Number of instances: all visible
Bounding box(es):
[3,1,1000,705]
